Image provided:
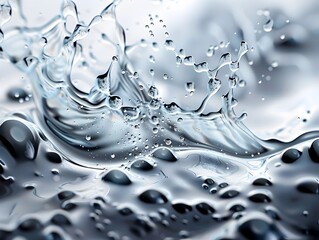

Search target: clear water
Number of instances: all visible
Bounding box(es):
[0,0,319,239]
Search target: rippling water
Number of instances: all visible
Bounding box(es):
[1,0,319,239]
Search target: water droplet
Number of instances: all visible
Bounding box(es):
[249,192,271,203]
[57,191,76,201]
[239,219,281,239]
[152,148,177,162]
[164,39,174,51]
[19,219,42,232]
[139,190,168,204]
[0,120,38,160]
[309,139,319,163]
[282,148,301,163]
[297,180,319,194]
[131,160,153,171]
[271,61,279,68]
[86,135,92,141]
[148,86,159,98]
[102,170,131,185]
[220,190,240,199]
[51,213,71,226]
[252,178,273,186]
[263,19,274,32]
[195,202,215,215]
[184,56,194,66]
[109,95,123,109]
[46,152,62,164]
[172,203,192,214]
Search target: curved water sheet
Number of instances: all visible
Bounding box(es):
[0,0,319,239]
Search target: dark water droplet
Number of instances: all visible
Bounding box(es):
[102,170,131,185]
[135,218,153,232]
[219,182,229,188]
[0,120,38,160]
[0,164,3,174]
[119,207,134,216]
[282,148,301,163]
[92,202,102,210]
[172,203,192,214]
[62,202,77,211]
[195,202,215,215]
[239,219,282,239]
[210,188,218,194]
[252,178,273,186]
[249,193,271,203]
[297,180,319,194]
[0,179,11,198]
[46,231,63,240]
[204,178,215,185]
[139,190,168,204]
[152,148,177,162]
[131,218,153,237]
[265,207,280,220]
[19,218,42,231]
[46,152,62,164]
[309,139,319,163]
[57,191,76,201]
[229,204,245,212]
[131,160,153,171]
[7,87,29,102]
[51,213,71,226]
[25,185,35,190]
[220,190,240,199]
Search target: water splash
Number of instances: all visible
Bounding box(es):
[0,0,319,239]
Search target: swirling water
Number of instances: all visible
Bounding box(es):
[0,0,319,239]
